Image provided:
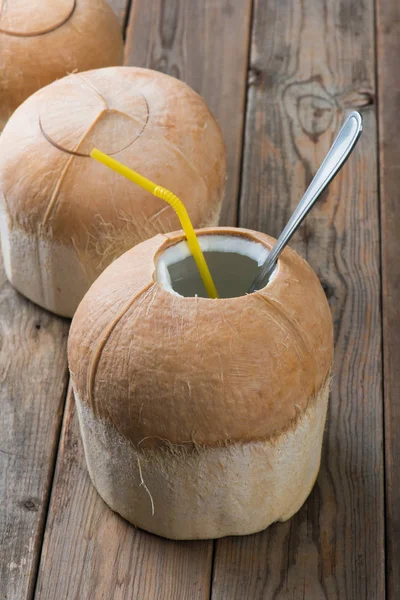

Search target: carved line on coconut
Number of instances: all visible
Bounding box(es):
[41,112,103,225]
[0,0,77,37]
[39,117,88,158]
[76,73,109,110]
[87,282,155,421]
[39,80,150,226]
[38,80,150,160]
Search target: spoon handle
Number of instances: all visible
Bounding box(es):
[248,110,363,293]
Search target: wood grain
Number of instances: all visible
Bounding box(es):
[35,390,213,600]
[376,1,400,598]
[0,252,69,600]
[212,0,385,598]
[124,0,252,226]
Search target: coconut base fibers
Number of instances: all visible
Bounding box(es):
[74,379,330,540]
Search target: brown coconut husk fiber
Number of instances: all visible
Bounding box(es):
[68,227,333,539]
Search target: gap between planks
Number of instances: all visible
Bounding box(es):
[376,0,400,597]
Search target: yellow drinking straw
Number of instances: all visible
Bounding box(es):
[90,148,219,299]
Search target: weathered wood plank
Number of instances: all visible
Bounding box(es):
[124,0,252,226]
[212,0,384,598]
[376,1,400,598]
[35,390,213,600]
[0,253,69,600]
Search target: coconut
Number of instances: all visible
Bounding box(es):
[0,67,226,317]
[68,226,333,540]
[0,0,124,130]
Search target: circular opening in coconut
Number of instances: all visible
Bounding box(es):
[156,234,278,298]
[0,0,76,37]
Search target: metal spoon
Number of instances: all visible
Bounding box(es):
[247,110,363,293]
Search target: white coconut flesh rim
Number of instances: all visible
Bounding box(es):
[155,235,278,299]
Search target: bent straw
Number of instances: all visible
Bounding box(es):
[90,148,219,299]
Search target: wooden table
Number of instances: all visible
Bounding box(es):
[1,1,398,598]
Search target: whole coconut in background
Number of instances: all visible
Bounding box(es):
[0,67,226,317]
[0,0,124,129]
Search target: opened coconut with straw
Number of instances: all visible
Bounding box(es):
[67,152,334,540]
[0,66,226,317]
[69,226,333,540]
[0,0,124,130]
